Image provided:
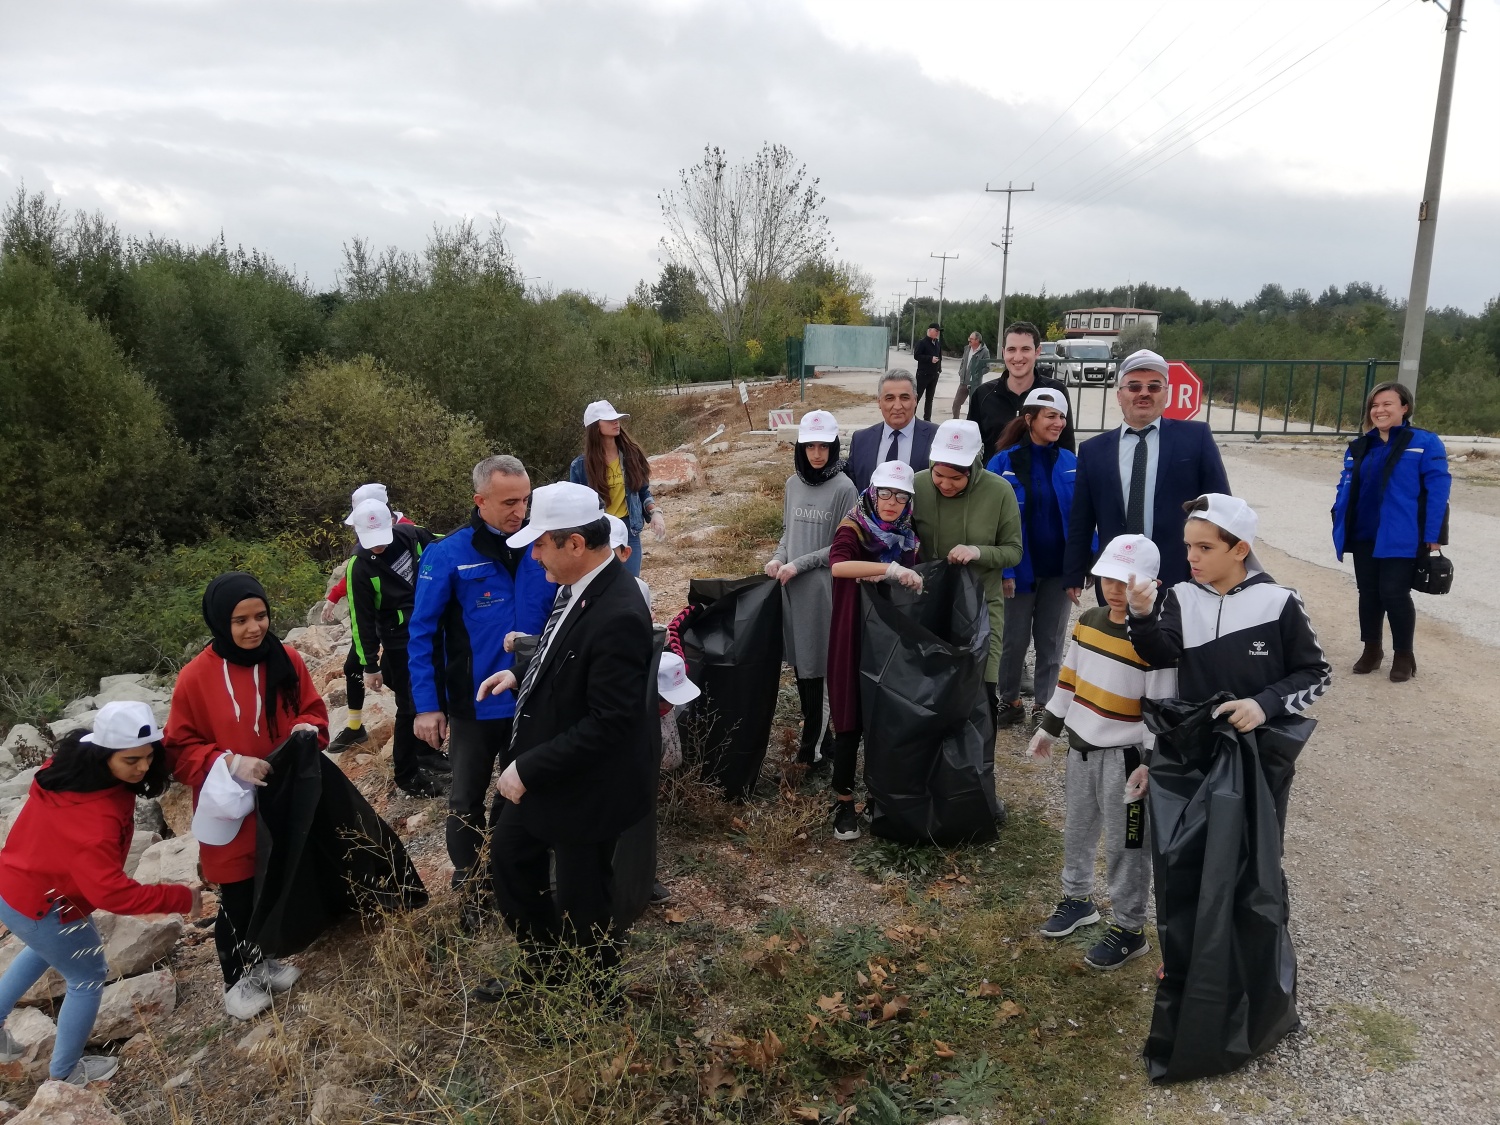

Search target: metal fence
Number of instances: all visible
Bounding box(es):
[1067,358,1395,438]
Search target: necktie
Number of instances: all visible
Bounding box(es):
[507,584,572,756]
[884,429,901,463]
[1125,426,1155,535]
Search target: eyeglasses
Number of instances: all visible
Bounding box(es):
[1121,382,1166,394]
[875,489,911,502]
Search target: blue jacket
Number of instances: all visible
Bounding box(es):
[568,454,655,537]
[1332,424,1451,560]
[407,511,557,720]
[987,441,1079,594]
[1063,419,1231,590]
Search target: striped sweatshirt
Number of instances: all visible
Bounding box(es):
[1040,607,1177,751]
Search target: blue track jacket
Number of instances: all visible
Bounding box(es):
[407,512,557,720]
[986,441,1080,594]
[1331,424,1451,560]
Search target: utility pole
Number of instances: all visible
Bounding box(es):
[929,252,958,333]
[1398,0,1465,394]
[906,277,926,351]
[985,182,1035,348]
[891,291,905,346]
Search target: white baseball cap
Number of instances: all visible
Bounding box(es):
[507,481,605,548]
[1023,387,1070,415]
[190,755,257,846]
[1091,534,1161,584]
[1117,350,1170,379]
[605,513,629,550]
[796,410,839,443]
[583,400,629,428]
[929,419,983,468]
[1186,493,1263,571]
[350,482,388,508]
[345,498,394,549]
[869,460,916,494]
[656,652,701,706]
[81,700,163,749]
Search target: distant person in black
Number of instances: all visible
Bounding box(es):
[969,321,1075,456]
[913,322,944,422]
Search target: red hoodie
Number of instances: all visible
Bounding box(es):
[164,645,329,884]
[0,778,194,923]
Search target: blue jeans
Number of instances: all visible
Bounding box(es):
[0,897,109,1078]
[625,530,643,577]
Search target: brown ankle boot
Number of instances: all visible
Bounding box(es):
[1390,651,1416,682]
[1351,643,1384,675]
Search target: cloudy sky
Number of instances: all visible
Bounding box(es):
[4,0,1497,311]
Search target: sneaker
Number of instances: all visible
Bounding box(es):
[1038,896,1101,938]
[223,977,274,1021]
[247,957,301,994]
[0,1027,20,1064]
[831,799,861,842]
[328,726,369,752]
[649,881,674,905]
[995,701,1026,728]
[1085,924,1150,970]
[61,1055,120,1085]
[397,769,445,798]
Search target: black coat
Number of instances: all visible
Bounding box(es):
[968,372,1075,456]
[913,335,943,384]
[510,556,656,844]
[348,522,435,671]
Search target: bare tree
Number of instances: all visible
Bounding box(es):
[659,144,830,357]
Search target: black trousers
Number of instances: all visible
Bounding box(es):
[1350,543,1417,651]
[344,643,365,713]
[446,716,513,884]
[215,877,260,988]
[376,649,421,785]
[915,371,939,421]
[490,802,620,979]
[832,729,861,796]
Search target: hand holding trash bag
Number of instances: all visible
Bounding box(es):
[1213,697,1267,732]
[227,753,272,786]
[946,544,981,565]
[1026,729,1058,759]
[777,563,799,586]
[885,562,924,591]
[763,560,782,579]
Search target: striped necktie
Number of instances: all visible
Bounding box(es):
[507,584,571,757]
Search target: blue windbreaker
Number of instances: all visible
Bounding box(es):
[406,512,557,720]
[986,441,1079,594]
[1331,424,1451,560]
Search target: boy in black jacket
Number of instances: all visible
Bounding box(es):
[1124,494,1331,830]
[346,498,446,797]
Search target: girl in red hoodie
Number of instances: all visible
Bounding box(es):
[164,572,328,1021]
[0,701,197,1086]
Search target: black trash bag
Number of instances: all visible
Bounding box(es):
[247,731,429,959]
[860,561,998,846]
[1142,695,1314,1084]
[677,575,784,799]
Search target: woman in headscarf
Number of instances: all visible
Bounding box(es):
[824,460,924,842]
[764,410,859,772]
[164,572,328,1021]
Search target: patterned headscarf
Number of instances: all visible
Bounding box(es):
[842,485,919,564]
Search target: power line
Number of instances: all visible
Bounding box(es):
[930,253,958,330]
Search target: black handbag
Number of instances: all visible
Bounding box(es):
[1411,548,1453,596]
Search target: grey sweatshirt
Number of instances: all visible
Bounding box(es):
[771,471,860,678]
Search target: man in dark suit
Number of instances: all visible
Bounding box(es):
[1063,350,1231,599]
[912,322,945,421]
[469,481,655,1002]
[845,370,941,493]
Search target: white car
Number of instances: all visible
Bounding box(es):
[1054,340,1117,386]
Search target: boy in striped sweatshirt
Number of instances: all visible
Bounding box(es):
[1027,534,1177,970]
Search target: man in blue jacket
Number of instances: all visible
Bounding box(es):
[1063,350,1230,598]
[408,455,557,918]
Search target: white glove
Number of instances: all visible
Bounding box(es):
[777,563,798,586]
[1025,729,1058,760]
[1126,573,1158,616]
[884,562,923,591]
[947,544,980,565]
[226,753,271,787]
[764,560,782,579]
[649,511,667,541]
[1123,764,1149,802]
[1213,697,1267,732]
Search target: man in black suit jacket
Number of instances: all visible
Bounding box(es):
[912,322,944,421]
[845,370,941,493]
[1063,350,1231,597]
[471,482,655,1000]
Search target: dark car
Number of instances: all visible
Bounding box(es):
[1035,341,1059,378]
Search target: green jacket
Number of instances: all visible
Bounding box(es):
[912,459,1023,681]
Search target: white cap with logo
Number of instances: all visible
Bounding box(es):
[507,481,606,548]
[1023,387,1070,415]
[796,410,839,443]
[1091,534,1161,584]
[583,400,629,428]
[1117,350,1170,379]
[929,419,983,468]
[869,460,916,494]
[191,755,257,846]
[605,513,629,550]
[1187,493,1263,571]
[81,700,163,750]
[345,498,395,549]
[350,482,388,508]
[656,652,701,706]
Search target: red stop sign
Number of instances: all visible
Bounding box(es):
[1164,361,1203,420]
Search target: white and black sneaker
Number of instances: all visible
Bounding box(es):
[831,800,861,842]
[1085,924,1149,970]
[1038,896,1101,938]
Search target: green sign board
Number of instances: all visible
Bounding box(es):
[802,324,890,370]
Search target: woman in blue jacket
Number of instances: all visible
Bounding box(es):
[1331,381,1451,682]
[986,387,1079,727]
[569,400,663,577]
